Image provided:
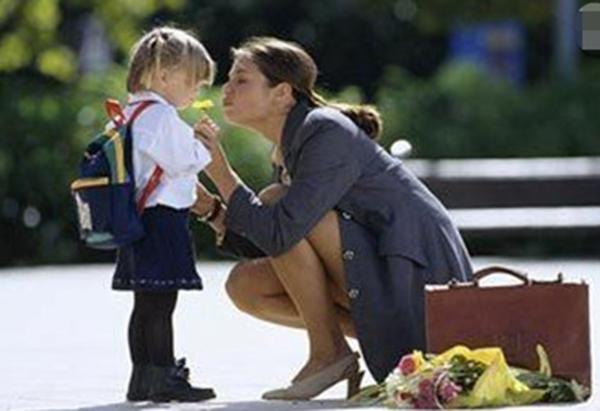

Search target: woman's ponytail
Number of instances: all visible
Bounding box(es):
[336,103,382,140]
[308,91,382,140]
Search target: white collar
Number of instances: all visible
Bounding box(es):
[128,90,171,107]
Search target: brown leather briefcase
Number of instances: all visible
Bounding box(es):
[425,266,591,388]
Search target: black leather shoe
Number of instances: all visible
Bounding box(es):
[149,358,216,403]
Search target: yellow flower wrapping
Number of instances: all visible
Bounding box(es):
[430,345,546,408]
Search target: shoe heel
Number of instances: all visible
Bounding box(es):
[346,370,364,399]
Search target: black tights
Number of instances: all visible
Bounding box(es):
[128,291,178,366]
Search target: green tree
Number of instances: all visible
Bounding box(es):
[0,0,185,82]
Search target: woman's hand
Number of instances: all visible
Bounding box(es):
[192,182,227,235]
[194,117,241,202]
[191,182,217,217]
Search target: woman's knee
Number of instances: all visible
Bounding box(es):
[225,261,255,311]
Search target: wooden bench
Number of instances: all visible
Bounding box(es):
[401,156,600,254]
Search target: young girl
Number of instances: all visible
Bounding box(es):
[111,26,216,403]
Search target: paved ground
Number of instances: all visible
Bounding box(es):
[0,257,598,410]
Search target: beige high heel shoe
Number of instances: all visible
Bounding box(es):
[262,352,364,401]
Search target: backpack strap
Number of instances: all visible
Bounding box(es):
[137,166,163,214]
[126,100,155,126]
[119,99,165,214]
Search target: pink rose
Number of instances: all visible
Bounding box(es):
[418,378,433,393]
[414,378,439,409]
[413,397,437,409]
[398,354,416,375]
[439,379,462,403]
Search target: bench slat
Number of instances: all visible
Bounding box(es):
[451,206,600,231]
[405,157,600,180]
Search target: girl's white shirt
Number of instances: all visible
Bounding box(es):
[120,90,212,209]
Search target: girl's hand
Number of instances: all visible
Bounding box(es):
[194,117,242,202]
[194,117,230,179]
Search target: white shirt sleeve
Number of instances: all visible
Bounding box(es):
[134,105,212,177]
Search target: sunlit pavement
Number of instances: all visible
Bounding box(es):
[1,258,598,411]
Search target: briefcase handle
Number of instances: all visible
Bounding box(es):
[472,265,532,286]
[446,266,566,288]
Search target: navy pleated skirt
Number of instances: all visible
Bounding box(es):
[112,205,203,291]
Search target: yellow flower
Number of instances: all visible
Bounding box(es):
[411,350,426,372]
[192,99,214,110]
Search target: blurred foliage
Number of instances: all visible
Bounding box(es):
[0,0,565,94]
[0,0,185,81]
[409,0,553,34]
[0,74,81,265]
[377,62,600,158]
[1,0,599,265]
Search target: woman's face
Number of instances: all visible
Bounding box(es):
[222,57,279,127]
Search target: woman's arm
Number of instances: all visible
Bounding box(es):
[193,183,258,257]
[217,230,267,259]
[193,181,287,259]
[197,116,363,256]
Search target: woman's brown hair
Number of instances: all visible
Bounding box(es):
[232,37,382,140]
[127,26,216,93]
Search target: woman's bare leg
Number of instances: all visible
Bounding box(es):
[225,183,356,381]
[304,211,350,311]
[269,236,352,382]
[225,259,355,336]
[225,185,355,336]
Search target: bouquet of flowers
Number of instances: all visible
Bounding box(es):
[352,345,589,409]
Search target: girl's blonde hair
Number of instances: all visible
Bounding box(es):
[127,26,215,93]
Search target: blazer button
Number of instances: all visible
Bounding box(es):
[341,211,352,220]
[348,288,360,299]
[343,250,355,261]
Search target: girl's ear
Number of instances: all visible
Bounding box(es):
[156,68,170,86]
[149,68,168,89]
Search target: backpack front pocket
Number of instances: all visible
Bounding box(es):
[71,179,144,249]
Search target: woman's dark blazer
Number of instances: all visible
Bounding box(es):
[220,99,473,382]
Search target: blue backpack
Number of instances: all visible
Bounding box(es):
[71,99,162,250]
